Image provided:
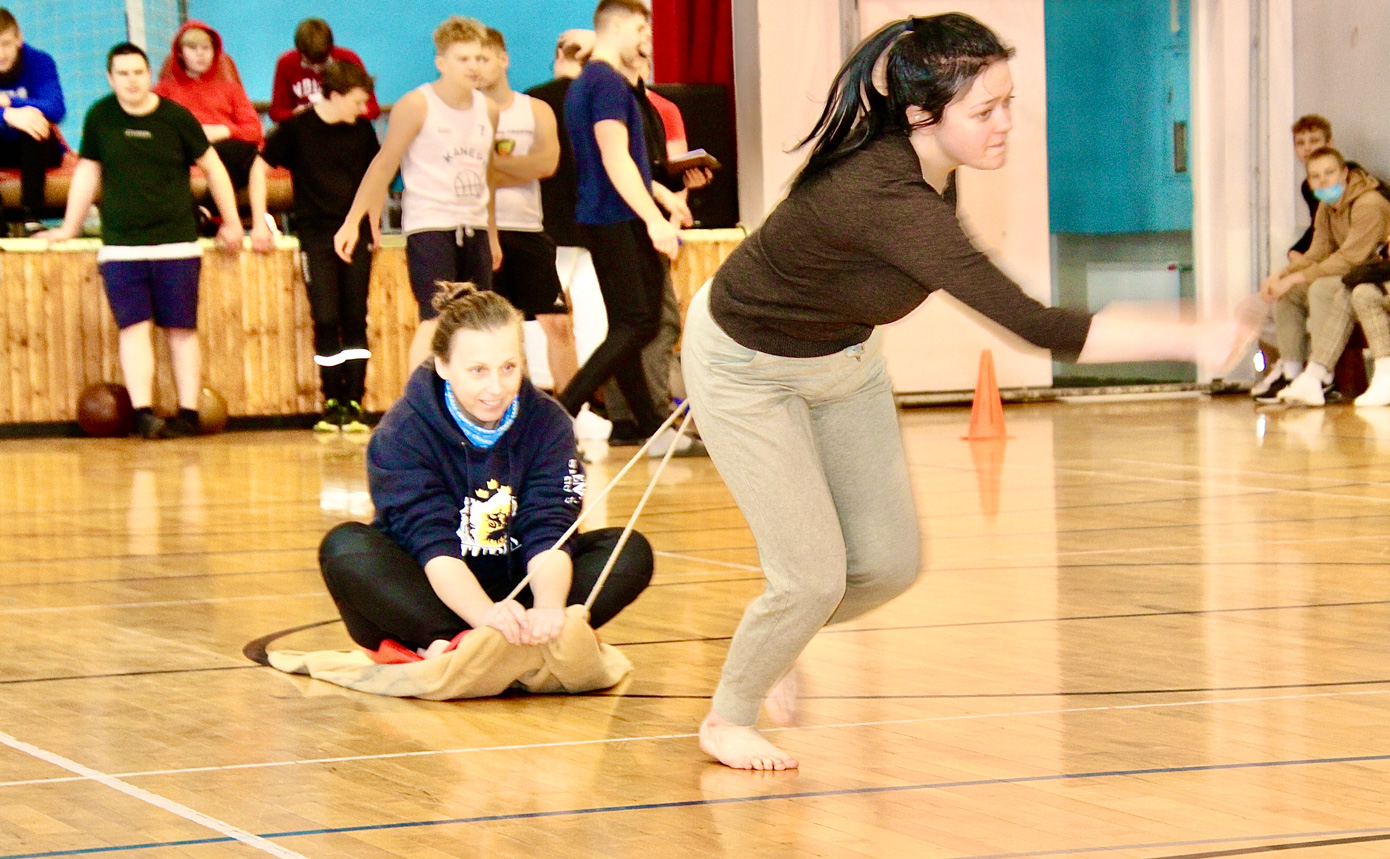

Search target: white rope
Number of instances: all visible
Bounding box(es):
[503,400,692,604]
[585,407,694,610]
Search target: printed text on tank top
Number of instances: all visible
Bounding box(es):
[400,83,493,233]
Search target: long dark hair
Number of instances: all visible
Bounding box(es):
[792,14,1014,188]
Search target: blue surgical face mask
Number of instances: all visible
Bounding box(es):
[1314,183,1345,204]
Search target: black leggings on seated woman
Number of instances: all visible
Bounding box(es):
[319,522,654,651]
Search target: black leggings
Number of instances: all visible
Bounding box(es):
[558,220,667,432]
[319,522,654,651]
[0,132,64,213]
[299,226,372,404]
[213,139,259,190]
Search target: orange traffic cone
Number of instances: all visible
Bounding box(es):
[962,349,1012,440]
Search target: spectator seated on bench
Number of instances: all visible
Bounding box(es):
[0,127,74,223]
[1253,147,1390,406]
[0,11,68,235]
[154,21,261,191]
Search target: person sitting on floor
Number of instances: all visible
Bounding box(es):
[317,283,653,661]
[154,20,262,190]
[1254,146,1390,406]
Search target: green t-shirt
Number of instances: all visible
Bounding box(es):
[79,94,210,246]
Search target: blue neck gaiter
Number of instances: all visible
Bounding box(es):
[443,382,518,450]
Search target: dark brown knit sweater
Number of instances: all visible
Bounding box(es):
[711,132,1093,360]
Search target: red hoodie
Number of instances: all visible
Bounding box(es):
[153,20,263,145]
[269,46,381,123]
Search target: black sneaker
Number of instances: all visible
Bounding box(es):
[134,409,167,440]
[162,409,202,438]
[1253,373,1291,403]
[342,400,371,434]
[314,399,343,433]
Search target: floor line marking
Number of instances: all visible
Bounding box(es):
[8,752,1390,859]
[948,826,1390,859]
[3,687,1386,789]
[0,728,310,859]
[0,593,328,615]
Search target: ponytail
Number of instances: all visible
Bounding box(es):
[792,14,1014,189]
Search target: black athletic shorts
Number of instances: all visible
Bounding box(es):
[405,227,494,320]
[493,230,569,319]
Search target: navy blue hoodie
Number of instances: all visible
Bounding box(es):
[367,365,584,589]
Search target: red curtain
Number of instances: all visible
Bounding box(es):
[651,0,734,87]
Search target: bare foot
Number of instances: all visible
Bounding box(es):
[763,665,799,726]
[699,712,798,770]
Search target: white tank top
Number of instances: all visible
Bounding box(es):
[400,83,493,233]
[493,92,544,232]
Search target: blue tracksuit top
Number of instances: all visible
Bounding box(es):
[0,45,65,141]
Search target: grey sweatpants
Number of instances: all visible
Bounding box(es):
[681,284,922,726]
[1274,274,1358,368]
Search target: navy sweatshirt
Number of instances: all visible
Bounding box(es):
[0,45,65,142]
[367,366,584,589]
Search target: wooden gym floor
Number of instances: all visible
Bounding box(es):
[3,394,1390,858]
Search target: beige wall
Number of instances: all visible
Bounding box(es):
[1292,0,1390,180]
[732,0,843,226]
[1192,0,1268,382]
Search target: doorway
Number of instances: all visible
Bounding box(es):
[1046,0,1195,386]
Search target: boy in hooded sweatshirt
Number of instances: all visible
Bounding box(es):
[1257,146,1390,406]
[0,9,65,234]
[269,18,379,124]
[154,21,262,189]
[318,283,652,661]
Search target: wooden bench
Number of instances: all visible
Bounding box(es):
[0,154,294,219]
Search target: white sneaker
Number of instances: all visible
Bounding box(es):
[572,404,612,440]
[646,427,706,458]
[1355,370,1390,407]
[1277,370,1329,406]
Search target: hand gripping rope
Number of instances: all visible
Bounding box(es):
[501,400,695,611]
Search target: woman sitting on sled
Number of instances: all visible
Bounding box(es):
[319,282,653,663]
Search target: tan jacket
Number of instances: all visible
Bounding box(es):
[1288,167,1390,280]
